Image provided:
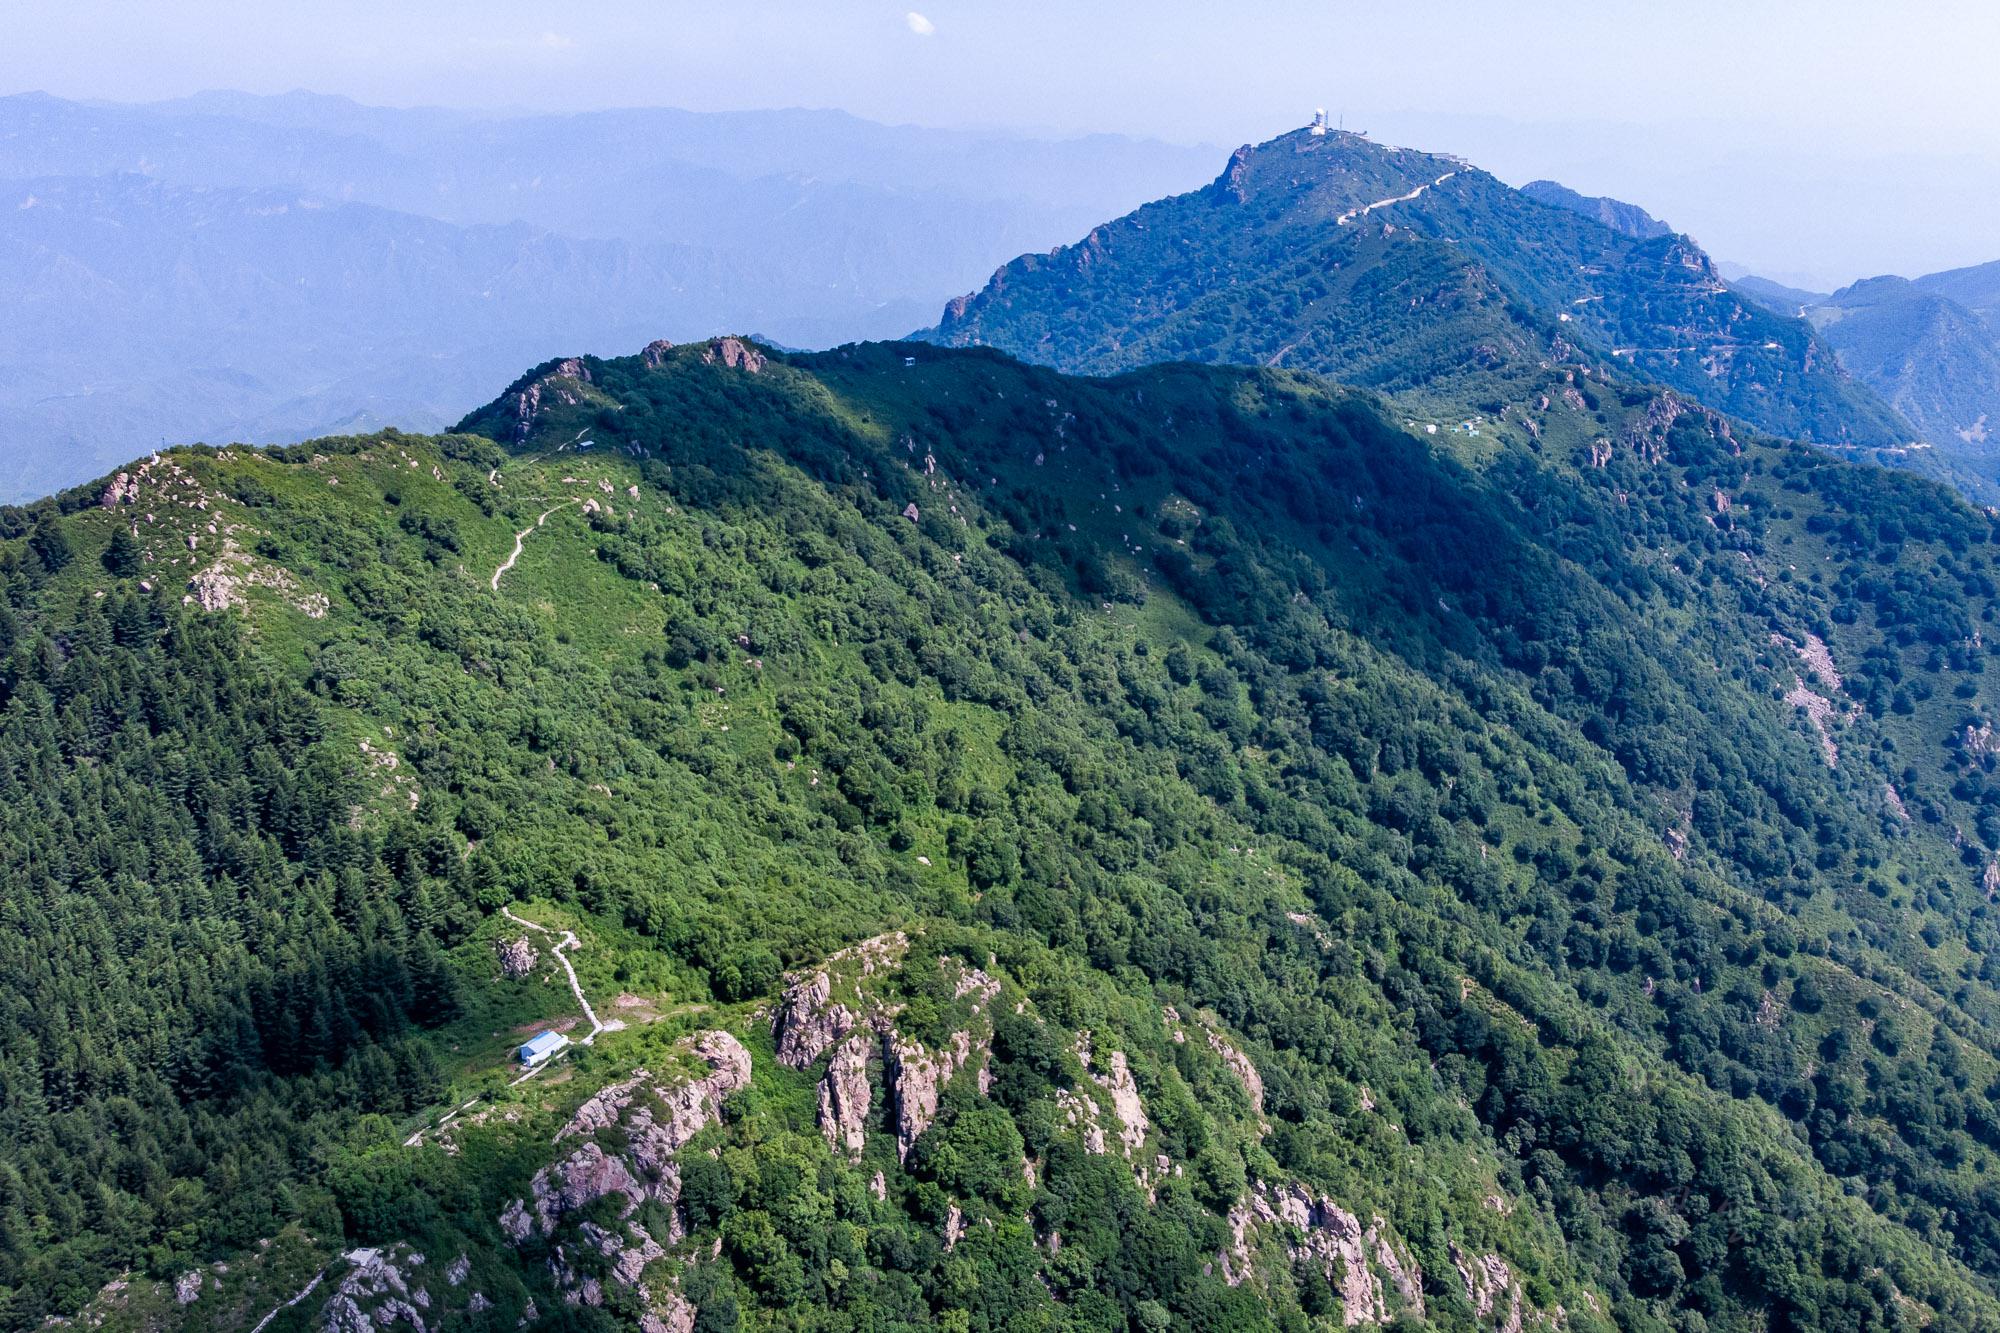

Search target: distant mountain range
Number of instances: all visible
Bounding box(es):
[1723,258,2000,499]
[0,91,1218,501]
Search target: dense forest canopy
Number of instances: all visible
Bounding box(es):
[8,337,2000,1331]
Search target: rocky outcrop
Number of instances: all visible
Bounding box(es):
[499,358,594,441]
[526,1142,649,1238]
[1203,1027,1264,1116]
[495,936,538,980]
[1773,631,1844,692]
[702,338,766,373]
[886,1027,978,1160]
[644,1286,697,1333]
[774,969,856,1069]
[640,339,676,368]
[771,934,1005,1161]
[817,1033,871,1161]
[500,1031,751,1314]
[1056,1088,1107,1155]
[1452,1244,1524,1333]
[1079,1034,1148,1157]
[1219,1182,1423,1327]
[323,1247,430,1333]
[772,933,908,1070]
[101,472,139,508]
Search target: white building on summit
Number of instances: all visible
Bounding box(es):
[1310,108,1329,136]
[518,1030,569,1068]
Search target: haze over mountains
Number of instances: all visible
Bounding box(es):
[1735,262,2000,495]
[0,90,1217,502]
[21,83,2000,1333]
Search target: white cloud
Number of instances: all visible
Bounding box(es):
[539,32,576,52]
[904,12,936,37]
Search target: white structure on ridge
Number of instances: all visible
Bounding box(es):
[1310,108,1329,136]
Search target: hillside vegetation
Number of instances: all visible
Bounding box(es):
[925,128,1909,460]
[8,337,2000,1331]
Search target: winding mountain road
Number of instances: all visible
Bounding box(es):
[502,905,606,1043]
[490,499,579,591]
[247,1270,328,1333]
[1336,171,1458,227]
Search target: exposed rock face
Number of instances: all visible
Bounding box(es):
[771,938,999,1160]
[1083,1039,1149,1157]
[703,337,766,373]
[323,1247,429,1333]
[886,1027,977,1160]
[772,933,908,1065]
[501,358,594,441]
[772,933,1008,1162]
[817,1033,872,1161]
[101,472,139,508]
[774,969,856,1069]
[1375,1229,1425,1317]
[1452,1244,1524,1333]
[640,339,676,368]
[444,1255,470,1287]
[1785,676,1842,768]
[1219,1182,1422,1327]
[644,1286,697,1333]
[500,1031,751,1315]
[1203,1027,1264,1115]
[174,1271,204,1305]
[184,533,326,619]
[495,936,538,980]
[528,1142,649,1238]
[1773,631,1845,692]
[1055,1088,1106,1155]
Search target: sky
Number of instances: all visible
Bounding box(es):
[4,0,1997,286]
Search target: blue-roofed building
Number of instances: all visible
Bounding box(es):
[518,1030,570,1068]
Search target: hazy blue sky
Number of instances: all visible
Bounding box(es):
[6,0,1996,286]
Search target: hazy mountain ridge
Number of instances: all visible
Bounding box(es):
[0,91,1219,503]
[1519,179,1672,239]
[1721,255,2000,497]
[1808,276,2000,460]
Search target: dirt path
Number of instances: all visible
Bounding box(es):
[501,905,606,1043]
[489,500,578,592]
[1336,171,1457,226]
[402,907,611,1149]
[248,1269,328,1333]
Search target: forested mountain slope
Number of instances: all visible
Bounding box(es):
[924,127,1908,456]
[1808,277,2000,479]
[13,339,2000,1331]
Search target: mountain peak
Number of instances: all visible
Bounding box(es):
[1520,178,1673,240]
[926,130,1904,450]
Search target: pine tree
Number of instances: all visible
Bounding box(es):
[101,529,142,579]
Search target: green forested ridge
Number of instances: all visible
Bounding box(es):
[9,337,2000,1331]
[924,128,1911,460]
